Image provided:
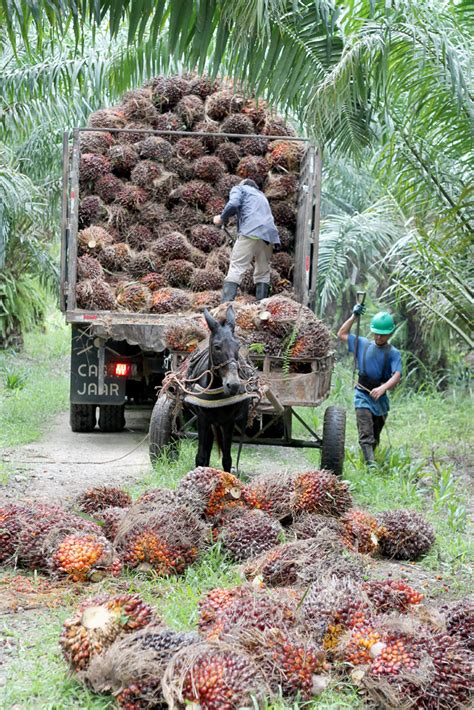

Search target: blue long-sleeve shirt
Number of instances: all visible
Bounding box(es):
[220,184,280,245]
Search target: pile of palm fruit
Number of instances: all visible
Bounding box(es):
[76,73,304,315]
[2,467,473,708]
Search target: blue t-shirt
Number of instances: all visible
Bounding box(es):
[348,334,402,416]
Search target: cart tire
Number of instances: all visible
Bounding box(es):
[98,404,126,433]
[70,403,96,433]
[149,396,179,464]
[321,405,346,476]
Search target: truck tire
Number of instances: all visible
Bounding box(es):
[149,395,178,464]
[70,403,96,433]
[98,404,126,433]
[320,405,346,476]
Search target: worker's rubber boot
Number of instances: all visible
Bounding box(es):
[255,282,270,301]
[361,444,376,468]
[221,281,238,303]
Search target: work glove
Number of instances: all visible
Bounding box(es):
[352,303,366,318]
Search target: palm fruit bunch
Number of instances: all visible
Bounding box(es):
[257,629,329,700]
[116,502,207,575]
[271,251,294,279]
[149,287,191,313]
[363,579,424,613]
[75,279,115,310]
[191,268,224,291]
[290,512,345,540]
[192,290,221,310]
[125,224,153,251]
[290,318,332,359]
[243,540,310,587]
[162,259,195,287]
[441,598,473,649]
[0,503,30,563]
[270,200,297,229]
[206,243,231,273]
[78,196,108,228]
[60,593,156,671]
[340,509,385,555]
[218,509,284,562]
[79,153,111,185]
[76,255,104,282]
[257,295,314,337]
[292,470,352,517]
[189,224,224,252]
[162,643,266,710]
[94,506,128,542]
[115,282,151,312]
[75,486,132,514]
[198,586,297,642]
[176,467,244,520]
[164,318,207,352]
[242,471,296,522]
[78,75,303,313]
[139,271,166,291]
[50,532,122,582]
[376,509,435,560]
[83,626,199,709]
[135,487,176,506]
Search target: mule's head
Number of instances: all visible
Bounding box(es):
[204,306,241,396]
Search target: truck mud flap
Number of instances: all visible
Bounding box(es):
[70,327,126,405]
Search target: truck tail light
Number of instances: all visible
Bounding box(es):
[114,362,131,377]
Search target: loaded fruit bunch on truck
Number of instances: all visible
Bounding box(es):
[60,73,346,474]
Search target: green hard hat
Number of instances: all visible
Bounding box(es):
[370,311,395,334]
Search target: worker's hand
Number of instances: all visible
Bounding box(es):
[352,304,366,318]
[213,215,223,226]
[370,385,386,400]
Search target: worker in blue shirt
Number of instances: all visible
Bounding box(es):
[338,307,402,465]
[213,178,280,302]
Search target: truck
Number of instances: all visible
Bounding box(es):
[60,125,346,474]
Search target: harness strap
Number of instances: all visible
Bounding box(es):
[358,341,392,390]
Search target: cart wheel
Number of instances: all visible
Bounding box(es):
[149,395,179,464]
[321,405,346,476]
[70,403,96,433]
[98,404,126,432]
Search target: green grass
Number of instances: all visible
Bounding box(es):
[1,329,472,708]
[0,311,69,449]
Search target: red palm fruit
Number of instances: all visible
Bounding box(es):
[343,622,382,665]
[192,290,221,311]
[60,593,156,671]
[135,488,176,506]
[78,195,108,229]
[271,251,294,279]
[108,144,139,177]
[219,509,284,562]
[80,131,114,155]
[164,318,207,352]
[50,532,122,582]
[241,136,269,155]
[216,173,242,197]
[77,254,104,281]
[151,75,189,111]
[76,279,115,311]
[194,119,224,150]
[266,139,303,170]
[270,200,297,229]
[377,509,436,560]
[174,137,205,160]
[242,471,296,521]
[88,108,126,129]
[162,259,195,288]
[442,598,474,649]
[115,184,149,210]
[95,173,124,203]
[175,94,205,127]
[370,632,423,677]
[264,629,329,699]
[137,135,173,162]
[236,156,270,186]
[180,180,216,208]
[173,646,264,710]
[116,283,151,312]
[290,512,345,540]
[292,469,352,517]
[126,224,153,251]
[152,231,191,261]
[75,486,132,514]
[122,96,159,124]
[189,75,221,99]
[139,272,167,292]
[221,113,254,135]
[177,467,244,519]
[205,89,245,120]
[198,587,244,637]
[190,268,224,291]
[189,224,224,252]
[149,287,191,314]
[363,579,424,613]
[341,509,385,555]
[289,319,331,359]
[263,117,295,137]
[79,153,111,184]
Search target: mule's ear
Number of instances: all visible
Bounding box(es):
[203,308,219,333]
[226,305,235,332]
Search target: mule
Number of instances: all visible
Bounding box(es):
[184,306,249,472]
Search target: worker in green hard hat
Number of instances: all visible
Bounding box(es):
[337,308,402,465]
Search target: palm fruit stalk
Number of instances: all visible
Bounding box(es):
[77,225,114,256]
[60,593,156,671]
[290,512,345,540]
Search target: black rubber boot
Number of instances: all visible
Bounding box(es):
[221,281,238,303]
[361,444,376,467]
[255,282,270,301]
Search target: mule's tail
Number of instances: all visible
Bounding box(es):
[212,425,222,455]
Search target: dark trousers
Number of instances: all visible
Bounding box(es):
[356,408,386,448]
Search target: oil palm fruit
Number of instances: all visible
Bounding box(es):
[292,470,352,517]
[377,509,435,560]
